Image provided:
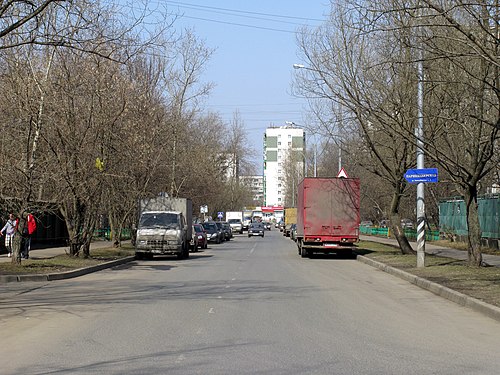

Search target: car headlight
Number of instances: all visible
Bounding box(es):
[198,235,203,239]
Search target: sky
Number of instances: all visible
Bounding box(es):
[161,1,331,171]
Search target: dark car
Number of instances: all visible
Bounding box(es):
[221,222,233,240]
[290,223,297,241]
[193,223,208,250]
[190,225,199,252]
[248,222,265,237]
[202,221,223,244]
[214,222,228,242]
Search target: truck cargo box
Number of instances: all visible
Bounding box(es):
[296,178,360,257]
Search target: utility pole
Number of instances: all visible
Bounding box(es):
[416,41,426,268]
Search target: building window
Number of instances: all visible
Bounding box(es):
[288,134,291,139]
[278,191,281,195]
[278,142,281,146]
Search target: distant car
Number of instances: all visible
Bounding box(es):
[193,223,207,250]
[284,224,294,237]
[228,218,243,234]
[360,220,373,227]
[248,222,265,237]
[401,219,414,229]
[264,222,272,231]
[379,219,390,228]
[202,221,222,244]
[215,222,228,242]
[190,225,199,252]
[221,222,233,240]
[278,220,285,232]
[290,223,297,241]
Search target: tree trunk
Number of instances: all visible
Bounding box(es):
[464,187,483,267]
[389,186,415,255]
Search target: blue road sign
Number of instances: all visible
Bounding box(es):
[404,168,438,184]
[217,211,224,219]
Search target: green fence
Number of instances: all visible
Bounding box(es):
[439,195,500,239]
[360,226,440,241]
[94,228,132,241]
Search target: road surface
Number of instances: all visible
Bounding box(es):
[2,230,500,374]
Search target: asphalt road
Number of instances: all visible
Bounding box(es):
[2,230,500,374]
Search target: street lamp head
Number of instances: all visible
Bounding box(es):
[293,64,305,69]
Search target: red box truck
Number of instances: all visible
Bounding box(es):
[296,177,360,258]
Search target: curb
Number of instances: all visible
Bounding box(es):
[357,255,500,323]
[0,256,136,283]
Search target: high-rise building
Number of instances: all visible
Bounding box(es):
[240,175,264,205]
[263,124,305,207]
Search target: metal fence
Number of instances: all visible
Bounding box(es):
[360,226,440,241]
[439,195,500,239]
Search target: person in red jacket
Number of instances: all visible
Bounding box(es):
[21,213,37,259]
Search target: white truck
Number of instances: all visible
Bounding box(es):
[226,211,243,234]
[135,196,192,260]
[242,210,253,232]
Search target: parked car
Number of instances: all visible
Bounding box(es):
[290,223,297,241]
[401,219,414,229]
[193,223,207,250]
[360,220,374,227]
[248,222,265,237]
[264,222,272,230]
[215,222,228,242]
[227,218,243,234]
[202,221,223,244]
[190,225,199,252]
[379,219,390,228]
[278,220,285,232]
[221,222,233,240]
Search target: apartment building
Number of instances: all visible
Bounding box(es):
[263,125,305,207]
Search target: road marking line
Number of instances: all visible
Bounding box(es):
[209,308,215,314]
[176,354,185,363]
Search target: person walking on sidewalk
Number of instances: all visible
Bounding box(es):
[21,212,36,259]
[1,213,18,258]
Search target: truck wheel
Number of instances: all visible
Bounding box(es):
[135,252,144,260]
[300,242,308,258]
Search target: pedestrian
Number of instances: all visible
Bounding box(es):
[21,212,36,259]
[1,213,18,258]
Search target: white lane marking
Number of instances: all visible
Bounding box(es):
[231,278,236,281]
[176,354,185,363]
[217,296,222,299]
[250,244,257,254]
[209,308,215,314]
[225,285,230,288]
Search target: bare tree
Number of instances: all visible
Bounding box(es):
[293,1,418,254]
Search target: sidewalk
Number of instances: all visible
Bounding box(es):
[360,235,500,267]
[0,240,115,263]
